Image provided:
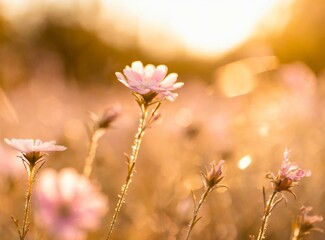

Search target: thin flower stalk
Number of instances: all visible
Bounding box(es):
[256,190,278,240]
[185,160,225,240]
[83,130,104,178]
[106,102,157,240]
[185,186,213,240]
[83,107,120,178]
[12,163,36,240]
[12,163,41,240]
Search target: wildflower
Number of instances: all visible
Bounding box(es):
[116,61,184,102]
[201,160,225,189]
[267,148,311,195]
[4,138,67,166]
[5,138,67,240]
[90,106,121,131]
[291,206,323,239]
[33,168,108,240]
[257,149,311,240]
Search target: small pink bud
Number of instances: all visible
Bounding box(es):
[202,160,225,189]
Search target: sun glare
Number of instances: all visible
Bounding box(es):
[1,0,294,58]
[101,0,294,58]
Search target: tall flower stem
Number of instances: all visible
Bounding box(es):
[257,191,278,240]
[83,130,103,178]
[106,103,149,240]
[20,164,35,240]
[185,186,213,240]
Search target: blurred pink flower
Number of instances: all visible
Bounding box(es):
[90,106,121,130]
[292,206,323,239]
[115,61,184,101]
[4,138,67,153]
[33,168,108,240]
[268,149,311,194]
[0,144,24,178]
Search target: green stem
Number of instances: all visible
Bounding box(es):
[257,191,278,240]
[185,186,213,240]
[83,130,103,178]
[21,164,35,240]
[105,104,148,240]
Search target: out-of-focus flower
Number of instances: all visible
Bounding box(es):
[201,160,225,189]
[90,106,121,131]
[291,206,323,239]
[4,138,67,165]
[267,149,311,195]
[33,168,108,240]
[115,61,184,102]
[0,144,24,178]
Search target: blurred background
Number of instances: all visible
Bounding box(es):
[0,0,325,239]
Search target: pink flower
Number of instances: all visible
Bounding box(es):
[33,168,108,240]
[279,148,311,182]
[116,61,184,101]
[4,138,67,165]
[202,160,225,189]
[267,149,311,194]
[4,138,67,153]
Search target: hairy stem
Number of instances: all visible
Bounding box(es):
[106,104,148,240]
[185,186,213,240]
[83,130,103,178]
[20,164,35,240]
[257,191,278,240]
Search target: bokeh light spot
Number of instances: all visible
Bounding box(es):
[238,155,252,170]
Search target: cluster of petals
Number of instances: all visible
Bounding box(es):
[279,148,311,182]
[203,160,225,188]
[116,61,184,101]
[4,138,67,154]
[33,168,108,240]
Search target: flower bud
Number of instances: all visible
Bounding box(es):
[202,160,225,189]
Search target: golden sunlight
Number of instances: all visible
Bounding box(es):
[101,0,294,58]
[1,0,294,58]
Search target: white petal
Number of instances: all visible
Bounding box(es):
[166,92,178,101]
[131,61,144,75]
[160,73,178,87]
[156,65,168,74]
[115,72,130,87]
[152,65,168,83]
[123,68,143,86]
[172,82,184,89]
[144,64,155,79]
